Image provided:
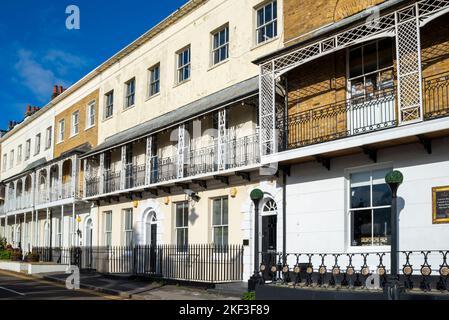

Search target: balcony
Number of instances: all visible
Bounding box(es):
[281,73,449,153]
[84,133,260,199]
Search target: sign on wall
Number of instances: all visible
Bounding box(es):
[433,186,449,224]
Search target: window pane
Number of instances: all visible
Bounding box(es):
[266,23,273,39]
[363,42,378,74]
[183,204,189,227]
[257,8,264,27]
[373,208,391,246]
[214,227,223,246]
[351,209,372,246]
[223,227,228,246]
[213,199,221,225]
[349,47,363,78]
[351,186,371,209]
[365,74,378,96]
[378,38,393,69]
[222,198,228,225]
[265,4,272,22]
[372,184,392,207]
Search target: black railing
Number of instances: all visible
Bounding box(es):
[152,156,177,183]
[423,72,449,120]
[85,177,100,198]
[104,170,121,194]
[32,244,244,284]
[226,134,260,169]
[285,88,397,151]
[124,164,146,189]
[258,250,449,292]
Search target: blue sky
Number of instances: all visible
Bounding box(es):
[0,0,187,130]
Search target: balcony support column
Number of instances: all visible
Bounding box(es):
[99,153,105,195]
[46,166,51,203]
[83,159,88,198]
[217,109,228,171]
[61,205,64,248]
[177,125,186,179]
[395,3,424,124]
[145,136,154,185]
[71,156,78,198]
[120,145,127,190]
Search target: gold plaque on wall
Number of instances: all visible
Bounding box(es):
[432,186,449,224]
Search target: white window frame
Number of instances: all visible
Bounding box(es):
[176,46,191,84]
[346,164,393,252]
[104,211,112,247]
[255,0,278,45]
[17,145,22,164]
[25,139,31,160]
[71,111,79,137]
[211,25,229,66]
[86,100,96,129]
[212,197,229,246]
[123,209,133,246]
[148,64,160,97]
[45,127,52,150]
[124,78,136,109]
[34,133,41,156]
[175,201,189,249]
[2,154,7,172]
[9,150,14,169]
[58,120,65,143]
[104,91,114,119]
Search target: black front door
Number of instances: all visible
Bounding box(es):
[261,215,277,280]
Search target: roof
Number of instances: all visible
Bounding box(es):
[1,0,208,142]
[81,76,259,158]
[253,0,408,65]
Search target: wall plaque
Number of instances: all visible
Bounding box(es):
[433,186,449,224]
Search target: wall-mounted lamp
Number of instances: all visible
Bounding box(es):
[164,197,170,205]
[184,189,201,202]
[230,187,238,198]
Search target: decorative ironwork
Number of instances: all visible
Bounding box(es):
[285,88,397,151]
[258,250,449,292]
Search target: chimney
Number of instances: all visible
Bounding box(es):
[51,85,59,100]
[59,86,64,94]
[25,104,32,117]
[8,121,15,131]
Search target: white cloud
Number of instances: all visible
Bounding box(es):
[43,49,89,76]
[14,49,69,102]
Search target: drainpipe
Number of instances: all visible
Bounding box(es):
[282,170,287,260]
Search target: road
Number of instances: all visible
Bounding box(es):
[0,271,122,300]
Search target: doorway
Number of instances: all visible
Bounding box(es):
[260,199,278,281]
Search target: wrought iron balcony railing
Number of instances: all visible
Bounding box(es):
[124,164,146,190]
[423,71,449,120]
[103,170,121,194]
[83,133,260,198]
[259,250,449,292]
[283,88,397,151]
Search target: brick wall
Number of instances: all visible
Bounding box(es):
[54,90,99,158]
[284,0,387,45]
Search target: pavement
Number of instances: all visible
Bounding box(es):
[0,270,123,300]
[36,271,242,300]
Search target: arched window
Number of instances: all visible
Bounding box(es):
[263,199,278,215]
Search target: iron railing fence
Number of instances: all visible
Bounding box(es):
[103,170,121,194]
[85,177,100,198]
[423,71,449,120]
[33,244,244,284]
[226,134,260,169]
[124,164,146,189]
[258,250,449,292]
[284,88,397,151]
